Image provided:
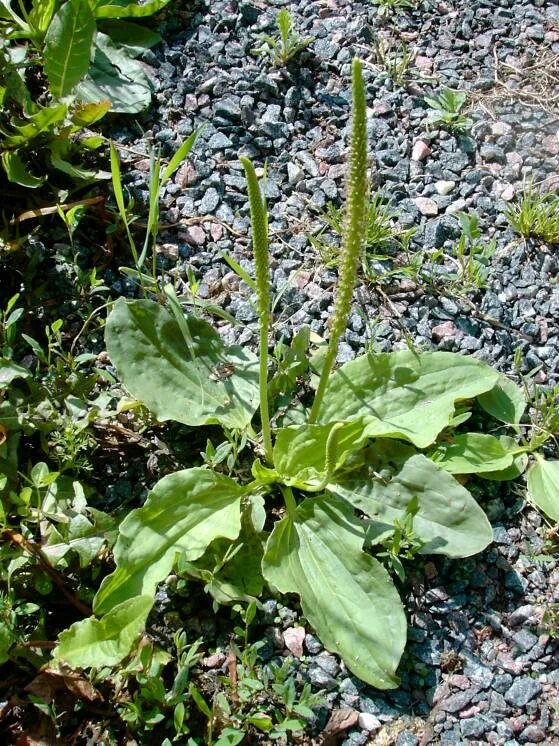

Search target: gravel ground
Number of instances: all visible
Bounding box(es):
[109,0,559,743]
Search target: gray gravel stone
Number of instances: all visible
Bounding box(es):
[199,187,220,213]
[505,677,543,708]
[440,688,477,713]
[206,132,233,150]
[460,715,495,738]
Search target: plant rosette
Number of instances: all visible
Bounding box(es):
[52,60,556,692]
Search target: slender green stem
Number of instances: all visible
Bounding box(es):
[240,157,273,463]
[280,485,298,519]
[309,58,369,423]
[258,314,273,460]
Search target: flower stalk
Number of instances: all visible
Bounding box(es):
[240,157,274,463]
[309,58,369,423]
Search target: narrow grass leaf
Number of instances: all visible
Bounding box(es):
[161,125,204,183]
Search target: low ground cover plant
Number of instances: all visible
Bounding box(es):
[424,87,472,133]
[309,191,416,283]
[373,36,417,85]
[0,0,171,231]
[504,182,559,244]
[252,8,314,67]
[371,0,417,18]
[50,60,559,713]
[426,212,496,295]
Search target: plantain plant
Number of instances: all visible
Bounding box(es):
[53,60,555,692]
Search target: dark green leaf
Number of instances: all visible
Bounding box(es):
[44,0,95,97]
[98,18,160,54]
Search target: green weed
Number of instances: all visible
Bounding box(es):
[252,8,314,67]
[109,128,203,287]
[543,605,559,637]
[373,37,417,85]
[427,213,495,295]
[504,183,559,244]
[371,0,417,17]
[424,88,472,133]
[52,59,556,700]
[310,193,415,282]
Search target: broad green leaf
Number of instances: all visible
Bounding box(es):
[0,432,19,497]
[330,454,493,557]
[44,512,111,567]
[478,374,526,424]
[0,358,30,387]
[272,421,368,490]
[53,596,152,668]
[482,435,528,481]
[93,0,171,18]
[44,0,96,97]
[185,524,265,605]
[3,103,68,147]
[98,18,161,54]
[262,495,406,689]
[432,433,515,474]
[94,469,243,614]
[318,351,499,448]
[0,400,21,432]
[49,148,101,181]
[75,32,152,113]
[105,299,259,430]
[1,151,45,187]
[527,459,559,521]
